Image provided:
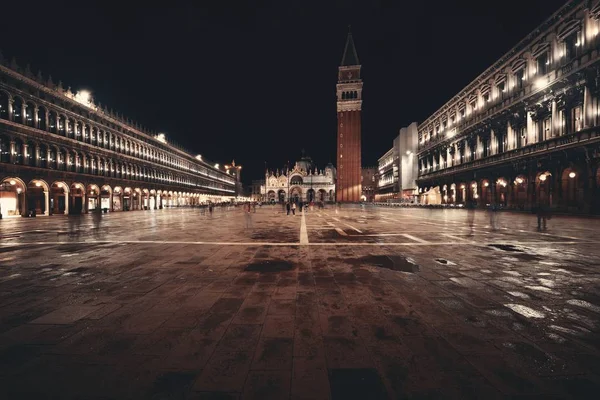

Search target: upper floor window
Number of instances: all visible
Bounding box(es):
[483,92,490,103]
[515,69,525,90]
[537,52,549,75]
[497,81,506,100]
[564,31,580,61]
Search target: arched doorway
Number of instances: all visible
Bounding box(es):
[142,189,150,210]
[123,187,133,211]
[536,171,552,206]
[70,183,85,214]
[307,189,315,203]
[480,179,491,205]
[27,179,49,215]
[0,177,26,217]
[149,190,156,210]
[277,189,286,203]
[50,181,69,215]
[290,187,302,203]
[495,178,508,207]
[561,168,582,210]
[318,189,326,202]
[513,175,527,210]
[100,185,112,211]
[87,184,100,212]
[132,189,141,210]
[267,190,276,203]
[113,186,123,211]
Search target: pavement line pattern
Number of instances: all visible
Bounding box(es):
[441,233,474,242]
[402,233,430,243]
[343,222,363,233]
[0,240,586,247]
[300,212,309,245]
[334,228,348,236]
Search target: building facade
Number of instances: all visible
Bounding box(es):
[261,157,336,203]
[375,122,419,201]
[0,58,237,217]
[361,167,377,201]
[417,0,600,213]
[336,31,363,202]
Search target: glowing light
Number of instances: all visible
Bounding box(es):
[196,155,202,161]
[484,182,489,187]
[534,78,547,90]
[74,90,93,107]
[214,163,219,169]
[406,150,412,155]
[155,133,167,144]
[471,183,477,188]
[34,182,41,187]
[569,172,576,179]
[539,174,547,181]
[9,180,16,185]
[16,188,22,194]
[516,177,524,184]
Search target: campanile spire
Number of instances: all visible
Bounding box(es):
[336,29,362,202]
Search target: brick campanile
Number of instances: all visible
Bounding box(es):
[336,29,362,202]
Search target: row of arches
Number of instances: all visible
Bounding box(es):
[0,89,233,185]
[0,177,231,217]
[420,166,591,211]
[265,188,335,203]
[0,134,232,193]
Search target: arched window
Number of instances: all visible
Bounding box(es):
[37,106,47,131]
[0,91,9,120]
[12,97,24,124]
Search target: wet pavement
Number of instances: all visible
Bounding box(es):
[0,204,600,399]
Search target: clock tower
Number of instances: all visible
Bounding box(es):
[336,29,362,202]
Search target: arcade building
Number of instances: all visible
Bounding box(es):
[417,0,600,214]
[0,57,238,217]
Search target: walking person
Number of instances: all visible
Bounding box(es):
[286,201,291,215]
[467,200,476,236]
[537,196,551,231]
[291,202,296,215]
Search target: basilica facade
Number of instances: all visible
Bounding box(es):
[261,157,336,203]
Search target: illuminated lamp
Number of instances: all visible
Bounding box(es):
[569,172,576,179]
[539,174,547,181]
[9,180,16,185]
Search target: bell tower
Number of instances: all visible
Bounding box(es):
[336,28,362,202]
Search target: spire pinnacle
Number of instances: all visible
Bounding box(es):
[341,29,360,66]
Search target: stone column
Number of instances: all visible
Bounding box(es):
[551,100,558,137]
[64,191,69,215]
[7,99,13,121]
[21,103,27,125]
[23,143,29,165]
[526,112,534,145]
[44,190,50,215]
[584,85,592,129]
[9,141,15,164]
[35,145,40,167]
[33,106,39,128]
[47,148,52,169]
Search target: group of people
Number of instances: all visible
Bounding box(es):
[283,200,324,215]
[465,197,552,234]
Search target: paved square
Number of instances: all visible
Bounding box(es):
[1,205,600,399]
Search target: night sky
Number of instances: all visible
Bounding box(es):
[0,0,568,184]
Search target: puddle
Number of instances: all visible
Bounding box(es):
[489,244,523,252]
[244,260,294,272]
[504,304,545,319]
[350,255,419,273]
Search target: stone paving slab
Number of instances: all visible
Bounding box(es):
[0,205,600,398]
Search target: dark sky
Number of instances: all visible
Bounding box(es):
[0,0,567,184]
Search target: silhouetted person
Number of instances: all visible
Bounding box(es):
[292,202,296,215]
[286,202,291,215]
[537,197,550,231]
[467,200,476,236]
